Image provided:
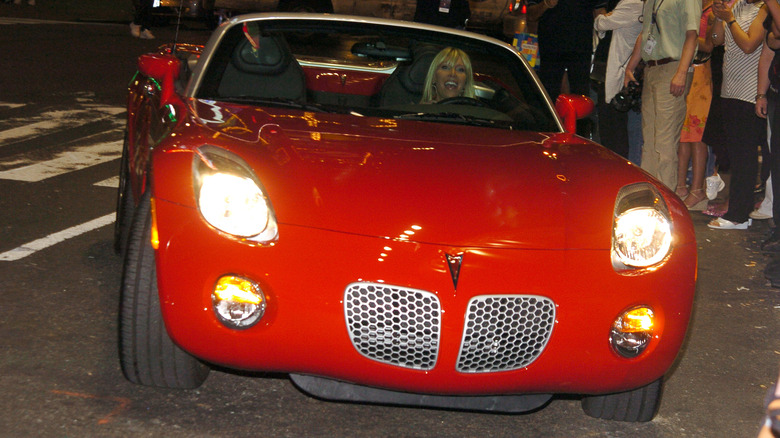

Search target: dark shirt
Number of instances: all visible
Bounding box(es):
[414,0,471,29]
[771,50,780,93]
[527,0,607,54]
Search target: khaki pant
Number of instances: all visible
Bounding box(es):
[640,61,693,190]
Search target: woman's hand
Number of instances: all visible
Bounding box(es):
[756,95,768,118]
[712,0,734,22]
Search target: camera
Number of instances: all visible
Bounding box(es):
[610,80,642,112]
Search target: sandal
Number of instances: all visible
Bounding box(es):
[684,188,707,209]
[707,217,752,230]
[675,185,689,198]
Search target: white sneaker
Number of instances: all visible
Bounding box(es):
[130,23,141,38]
[750,210,772,220]
[705,174,725,200]
[139,29,155,40]
[707,217,752,230]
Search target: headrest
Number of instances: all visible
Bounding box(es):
[232,36,292,75]
[397,45,439,94]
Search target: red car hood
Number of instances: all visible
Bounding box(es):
[186,101,659,250]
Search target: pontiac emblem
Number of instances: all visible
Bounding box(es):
[445,252,464,289]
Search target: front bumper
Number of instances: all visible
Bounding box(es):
[154,198,696,396]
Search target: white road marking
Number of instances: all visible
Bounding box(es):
[0,106,124,145]
[0,213,115,261]
[0,98,126,260]
[94,176,119,188]
[0,102,24,110]
[0,17,121,26]
[0,139,122,181]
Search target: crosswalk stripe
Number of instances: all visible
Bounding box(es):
[0,139,122,182]
[0,213,115,261]
[0,107,124,145]
[0,102,24,110]
[0,17,119,25]
[94,176,119,188]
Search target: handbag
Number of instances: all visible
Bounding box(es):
[693,51,712,65]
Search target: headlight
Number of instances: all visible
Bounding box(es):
[194,146,278,243]
[612,183,672,270]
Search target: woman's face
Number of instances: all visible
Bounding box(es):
[434,57,467,100]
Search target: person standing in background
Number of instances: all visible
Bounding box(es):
[677,1,715,210]
[624,0,700,191]
[130,0,155,40]
[704,0,767,230]
[414,0,471,29]
[594,0,644,162]
[526,0,607,101]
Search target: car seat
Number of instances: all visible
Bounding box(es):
[218,34,306,102]
[378,44,440,107]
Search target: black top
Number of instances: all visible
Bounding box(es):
[527,0,607,54]
[414,0,471,29]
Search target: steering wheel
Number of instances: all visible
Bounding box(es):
[437,96,488,108]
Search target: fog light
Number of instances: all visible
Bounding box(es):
[610,306,654,358]
[212,275,265,329]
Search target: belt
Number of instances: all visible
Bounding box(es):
[645,57,675,67]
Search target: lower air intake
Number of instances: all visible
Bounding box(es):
[457,295,555,373]
[344,282,440,370]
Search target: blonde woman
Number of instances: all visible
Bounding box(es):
[421,47,477,103]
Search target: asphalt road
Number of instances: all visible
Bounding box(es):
[0,8,778,438]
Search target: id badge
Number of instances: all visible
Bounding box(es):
[644,34,657,55]
[439,0,451,13]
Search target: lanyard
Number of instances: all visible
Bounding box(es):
[651,0,666,35]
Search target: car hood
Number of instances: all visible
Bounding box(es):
[188,101,660,250]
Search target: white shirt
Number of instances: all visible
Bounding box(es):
[594,0,644,103]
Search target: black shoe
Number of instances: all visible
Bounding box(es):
[762,229,780,252]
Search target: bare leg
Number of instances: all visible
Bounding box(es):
[684,141,708,207]
[676,141,692,198]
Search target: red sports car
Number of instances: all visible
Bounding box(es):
[117,13,697,422]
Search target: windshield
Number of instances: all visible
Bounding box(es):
[195,18,558,132]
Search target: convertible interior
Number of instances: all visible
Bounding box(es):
[188,19,558,132]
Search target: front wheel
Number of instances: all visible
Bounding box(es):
[119,191,210,389]
[581,378,663,422]
[113,133,134,256]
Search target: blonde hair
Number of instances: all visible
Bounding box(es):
[420,47,476,103]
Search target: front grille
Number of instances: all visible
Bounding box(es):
[344,283,441,370]
[457,295,555,373]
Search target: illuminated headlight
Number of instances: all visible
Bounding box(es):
[194,146,278,243]
[212,275,266,329]
[610,306,654,358]
[612,183,672,269]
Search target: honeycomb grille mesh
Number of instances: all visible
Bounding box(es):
[457,295,555,373]
[344,283,441,370]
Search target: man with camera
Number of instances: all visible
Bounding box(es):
[624,0,701,190]
[594,0,644,163]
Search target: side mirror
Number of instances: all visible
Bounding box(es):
[555,94,594,134]
[138,53,181,106]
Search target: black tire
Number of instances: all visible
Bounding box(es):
[119,191,210,389]
[113,134,134,256]
[581,378,663,422]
